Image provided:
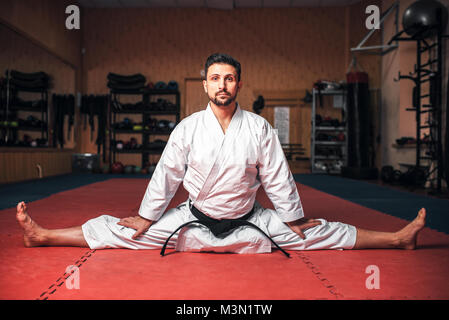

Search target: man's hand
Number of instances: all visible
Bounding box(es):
[117,216,154,240]
[286,218,322,240]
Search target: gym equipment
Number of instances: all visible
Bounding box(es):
[167,81,179,91]
[52,94,75,148]
[124,165,135,174]
[107,73,146,84]
[381,165,395,183]
[107,73,146,93]
[390,0,448,193]
[341,69,378,179]
[9,70,50,91]
[400,166,427,187]
[102,164,110,174]
[396,137,416,145]
[80,95,108,160]
[301,90,312,103]
[109,80,180,171]
[445,47,449,188]
[3,70,49,147]
[402,0,448,39]
[252,95,265,115]
[111,162,124,174]
[154,81,167,90]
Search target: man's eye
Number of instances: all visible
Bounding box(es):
[226,77,235,82]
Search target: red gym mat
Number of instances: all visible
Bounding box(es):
[0,179,448,300]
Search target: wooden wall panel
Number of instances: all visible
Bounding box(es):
[79,5,381,170]
[0,0,81,68]
[0,148,72,184]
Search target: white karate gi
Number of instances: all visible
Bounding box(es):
[82,103,357,253]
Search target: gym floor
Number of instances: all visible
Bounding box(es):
[0,173,448,301]
[1,0,449,310]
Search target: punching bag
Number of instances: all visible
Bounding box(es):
[346,71,370,168]
[342,69,378,179]
[445,64,449,187]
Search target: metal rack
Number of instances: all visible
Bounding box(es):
[390,13,449,192]
[0,70,49,147]
[109,88,180,169]
[311,88,347,174]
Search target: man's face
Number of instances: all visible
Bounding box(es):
[203,63,242,107]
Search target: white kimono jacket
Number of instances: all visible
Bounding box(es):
[138,103,303,222]
[82,103,356,252]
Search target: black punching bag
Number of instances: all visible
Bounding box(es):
[342,71,378,179]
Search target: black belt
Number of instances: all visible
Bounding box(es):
[160,202,290,257]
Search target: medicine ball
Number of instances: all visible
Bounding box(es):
[403,0,448,39]
[381,165,395,183]
[102,164,110,174]
[124,165,134,174]
[111,162,124,174]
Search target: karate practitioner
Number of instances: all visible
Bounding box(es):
[16,53,426,254]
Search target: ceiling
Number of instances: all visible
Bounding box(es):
[76,0,363,9]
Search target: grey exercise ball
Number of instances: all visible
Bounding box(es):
[402,0,448,38]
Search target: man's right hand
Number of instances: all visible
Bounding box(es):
[117,216,154,240]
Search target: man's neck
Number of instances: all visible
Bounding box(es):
[209,102,237,133]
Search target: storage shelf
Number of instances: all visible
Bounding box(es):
[109,88,180,168]
[314,141,345,146]
[311,88,347,174]
[315,126,346,131]
[113,129,172,135]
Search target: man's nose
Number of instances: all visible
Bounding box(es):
[218,78,226,90]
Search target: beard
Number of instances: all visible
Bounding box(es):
[209,90,238,107]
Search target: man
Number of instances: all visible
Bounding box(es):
[16,53,426,254]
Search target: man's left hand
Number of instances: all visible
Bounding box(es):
[286,218,322,240]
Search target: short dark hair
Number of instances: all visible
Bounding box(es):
[204,53,241,81]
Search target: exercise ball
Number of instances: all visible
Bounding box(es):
[111,162,124,174]
[403,0,448,38]
[124,165,135,174]
[102,164,110,174]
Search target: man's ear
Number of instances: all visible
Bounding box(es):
[203,80,208,93]
[237,80,243,91]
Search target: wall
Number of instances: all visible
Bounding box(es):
[0,0,81,68]
[0,148,73,184]
[381,0,449,180]
[81,4,382,168]
[0,0,82,184]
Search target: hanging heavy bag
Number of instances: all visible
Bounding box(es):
[346,63,370,168]
[445,59,449,186]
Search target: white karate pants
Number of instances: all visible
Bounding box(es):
[81,200,357,253]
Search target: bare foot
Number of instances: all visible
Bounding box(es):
[394,208,426,250]
[16,201,47,247]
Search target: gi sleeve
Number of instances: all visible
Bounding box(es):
[138,124,187,221]
[257,121,304,222]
